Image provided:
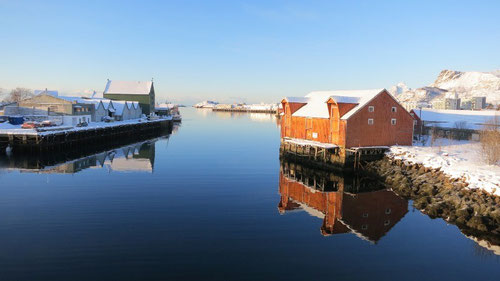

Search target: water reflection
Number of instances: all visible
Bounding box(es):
[279,161,408,243]
[0,139,161,174]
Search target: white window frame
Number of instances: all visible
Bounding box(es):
[368,118,374,125]
[368,106,374,112]
[391,106,397,112]
[391,118,397,125]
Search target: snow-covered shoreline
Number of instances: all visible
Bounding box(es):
[388,139,500,196]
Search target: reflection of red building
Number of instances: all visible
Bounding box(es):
[278,172,408,242]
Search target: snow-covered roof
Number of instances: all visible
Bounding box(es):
[57,96,95,105]
[104,80,153,95]
[83,98,116,111]
[34,89,59,97]
[91,91,103,99]
[112,101,128,115]
[130,101,139,110]
[292,89,384,119]
[102,100,114,111]
[82,99,104,110]
[283,97,309,103]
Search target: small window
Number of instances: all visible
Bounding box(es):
[362,213,369,218]
[368,106,374,112]
[385,208,392,214]
[391,118,397,125]
[391,106,397,112]
[368,118,374,125]
[361,224,368,230]
[384,220,391,226]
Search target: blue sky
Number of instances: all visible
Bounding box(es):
[0,0,499,104]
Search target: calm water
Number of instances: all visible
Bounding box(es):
[0,108,499,281]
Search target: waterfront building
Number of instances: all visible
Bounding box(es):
[111,101,142,121]
[281,89,414,148]
[103,80,155,115]
[17,91,93,116]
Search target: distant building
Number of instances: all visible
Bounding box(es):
[472,97,486,110]
[17,93,92,116]
[432,97,461,110]
[400,101,431,112]
[34,89,59,97]
[103,80,155,115]
[461,100,473,110]
[193,100,219,108]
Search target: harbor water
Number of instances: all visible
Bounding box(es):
[0,108,499,281]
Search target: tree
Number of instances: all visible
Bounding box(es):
[480,116,500,165]
[3,87,33,103]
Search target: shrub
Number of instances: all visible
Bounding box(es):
[480,116,500,165]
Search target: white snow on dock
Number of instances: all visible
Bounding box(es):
[0,117,172,136]
[283,137,338,149]
[389,139,500,196]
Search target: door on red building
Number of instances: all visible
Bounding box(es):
[305,118,313,140]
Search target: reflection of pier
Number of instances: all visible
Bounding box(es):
[0,138,161,174]
[279,161,408,242]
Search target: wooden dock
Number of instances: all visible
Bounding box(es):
[0,119,173,153]
[280,138,388,172]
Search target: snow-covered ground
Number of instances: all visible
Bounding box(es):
[389,138,500,196]
[418,108,499,130]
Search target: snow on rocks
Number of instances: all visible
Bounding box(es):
[388,140,500,196]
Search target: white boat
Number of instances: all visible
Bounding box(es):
[172,114,182,122]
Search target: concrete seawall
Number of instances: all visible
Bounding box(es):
[0,119,173,153]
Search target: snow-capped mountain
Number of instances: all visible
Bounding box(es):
[388,82,410,96]
[390,69,500,106]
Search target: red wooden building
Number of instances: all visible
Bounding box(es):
[281,89,414,148]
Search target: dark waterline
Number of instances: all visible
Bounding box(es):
[0,108,498,281]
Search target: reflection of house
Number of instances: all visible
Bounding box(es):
[1,141,156,174]
[104,142,155,172]
[281,89,414,148]
[278,168,408,242]
[103,80,155,115]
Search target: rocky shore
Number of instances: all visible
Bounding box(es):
[365,157,500,240]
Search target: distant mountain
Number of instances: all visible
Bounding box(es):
[390,69,500,105]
